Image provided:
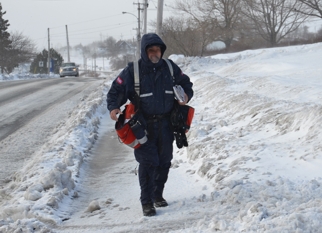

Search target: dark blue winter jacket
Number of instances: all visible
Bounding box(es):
[107,33,193,117]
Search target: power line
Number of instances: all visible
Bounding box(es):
[49,13,124,29]
[33,22,135,42]
[51,22,134,38]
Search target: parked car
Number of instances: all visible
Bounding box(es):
[59,62,79,77]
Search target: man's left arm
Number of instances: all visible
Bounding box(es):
[171,61,193,104]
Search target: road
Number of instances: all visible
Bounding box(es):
[0,77,104,187]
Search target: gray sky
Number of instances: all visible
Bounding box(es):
[1,0,175,51]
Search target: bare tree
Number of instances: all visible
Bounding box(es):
[161,16,207,56]
[10,31,36,62]
[173,0,243,50]
[202,0,243,49]
[3,31,36,73]
[100,36,119,58]
[243,0,309,47]
[74,44,91,71]
[297,0,322,18]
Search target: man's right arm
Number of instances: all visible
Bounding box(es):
[110,109,122,121]
[106,65,134,120]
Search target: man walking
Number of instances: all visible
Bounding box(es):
[107,33,193,216]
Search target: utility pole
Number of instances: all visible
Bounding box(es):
[47,28,51,74]
[94,54,97,75]
[156,0,164,36]
[143,0,148,34]
[137,4,141,58]
[133,2,144,58]
[94,46,97,75]
[66,25,70,62]
[123,2,144,59]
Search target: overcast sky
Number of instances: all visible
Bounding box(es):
[1,0,176,51]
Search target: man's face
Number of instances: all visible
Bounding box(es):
[146,46,161,63]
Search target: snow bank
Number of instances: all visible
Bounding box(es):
[168,54,185,65]
[175,42,322,232]
[0,80,111,232]
[0,73,59,82]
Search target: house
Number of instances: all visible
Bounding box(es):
[115,40,135,55]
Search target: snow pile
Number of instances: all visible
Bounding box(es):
[174,43,322,231]
[0,73,59,81]
[206,41,226,51]
[169,54,185,65]
[0,80,111,232]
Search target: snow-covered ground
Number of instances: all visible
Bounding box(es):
[1,42,322,232]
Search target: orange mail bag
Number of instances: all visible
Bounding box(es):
[115,103,147,149]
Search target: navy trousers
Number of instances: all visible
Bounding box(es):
[134,119,174,204]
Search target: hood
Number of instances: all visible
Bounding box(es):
[140,33,167,67]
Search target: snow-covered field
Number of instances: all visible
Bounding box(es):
[1,42,322,232]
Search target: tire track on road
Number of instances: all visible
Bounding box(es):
[0,78,100,142]
[0,78,104,186]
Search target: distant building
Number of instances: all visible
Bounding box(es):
[115,40,135,55]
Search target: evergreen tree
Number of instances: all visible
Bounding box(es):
[0,3,12,73]
[30,48,63,74]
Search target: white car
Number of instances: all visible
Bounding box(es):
[59,62,79,77]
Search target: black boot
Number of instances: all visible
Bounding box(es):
[142,202,156,216]
[154,197,168,208]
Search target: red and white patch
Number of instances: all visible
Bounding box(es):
[116,76,124,85]
[181,71,184,76]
